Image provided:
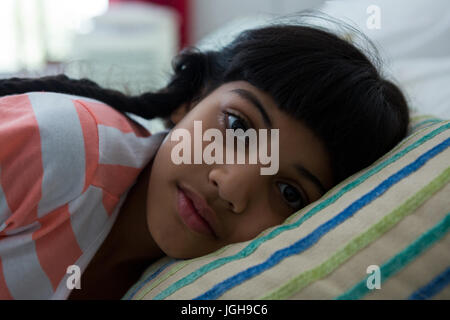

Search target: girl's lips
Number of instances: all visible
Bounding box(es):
[176,185,217,238]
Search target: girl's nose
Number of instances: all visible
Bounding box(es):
[208,163,262,214]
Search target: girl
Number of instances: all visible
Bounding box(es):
[0,18,409,299]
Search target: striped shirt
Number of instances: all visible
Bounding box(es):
[0,92,166,299]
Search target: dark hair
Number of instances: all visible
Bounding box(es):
[0,14,409,186]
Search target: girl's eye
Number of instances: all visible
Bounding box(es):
[225,112,250,131]
[277,182,306,211]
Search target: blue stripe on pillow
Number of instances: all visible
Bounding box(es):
[410,119,443,133]
[408,266,450,300]
[123,259,177,300]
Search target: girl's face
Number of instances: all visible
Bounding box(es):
[146,81,333,259]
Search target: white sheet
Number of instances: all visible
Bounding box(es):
[317,0,450,118]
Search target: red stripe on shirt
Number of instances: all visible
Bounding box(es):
[102,190,121,217]
[32,204,83,291]
[0,95,43,233]
[75,100,151,138]
[92,163,141,198]
[74,102,99,194]
[0,257,14,299]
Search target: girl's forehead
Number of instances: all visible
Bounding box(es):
[215,81,277,105]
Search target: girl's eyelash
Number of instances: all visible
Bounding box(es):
[277,179,309,209]
[219,109,253,130]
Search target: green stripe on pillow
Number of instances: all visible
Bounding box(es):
[335,213,450,300]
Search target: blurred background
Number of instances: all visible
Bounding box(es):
[1,0,449,130]
[0,0,322,94]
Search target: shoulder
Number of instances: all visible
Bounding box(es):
[72,96,164,199]
[0,92,101,230]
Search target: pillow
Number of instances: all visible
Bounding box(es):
[123,114,450,300]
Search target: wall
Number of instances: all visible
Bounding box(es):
[189,0,325,45]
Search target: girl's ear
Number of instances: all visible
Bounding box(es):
[170,102,191,125]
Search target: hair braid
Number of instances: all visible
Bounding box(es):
[0,50,214,121]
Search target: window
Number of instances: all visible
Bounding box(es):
[0,0,108,74]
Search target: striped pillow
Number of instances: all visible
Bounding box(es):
[124,114,450,300]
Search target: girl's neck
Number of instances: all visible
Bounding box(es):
[104,160,164,265]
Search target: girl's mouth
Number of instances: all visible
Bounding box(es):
[176,184,217,238]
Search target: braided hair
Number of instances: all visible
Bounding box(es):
[0,19,410,186]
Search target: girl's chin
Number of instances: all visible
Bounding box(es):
[155,231,219,259]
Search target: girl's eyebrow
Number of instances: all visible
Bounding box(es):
[229,89,272,128]
[295,164,326,197]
